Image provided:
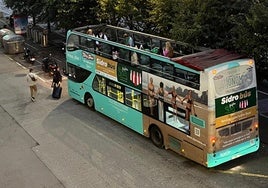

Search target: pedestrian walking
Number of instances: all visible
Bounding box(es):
[26,68,37,102]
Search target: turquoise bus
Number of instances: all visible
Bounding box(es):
[65,24,259,167]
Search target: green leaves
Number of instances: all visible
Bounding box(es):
[4,0,268,69]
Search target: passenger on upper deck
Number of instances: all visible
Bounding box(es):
[123,33,134,47]
[98,31,108,40]
[163,41,174,58]
[86,29,94,35]
[95,31,108,53]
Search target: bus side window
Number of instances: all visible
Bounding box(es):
[151,38,161,54]
[118,48,130,63]
[80,36,92,51]
[139,54,150,65]
[186,72,200,89]
[107,80,124,103]
[85,38,96,52]
[102,43,112,59]
[67,34,80,51]
[125,88,141,111]
[151,59,164,77]
[67,63,91,83]
[93,75,106,95]
[163,64,174,80]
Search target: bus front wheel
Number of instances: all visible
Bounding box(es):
[85,94,94,109]
[150,125,164,148]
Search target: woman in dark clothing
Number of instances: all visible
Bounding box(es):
[52,68,62,87]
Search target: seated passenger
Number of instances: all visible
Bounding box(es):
[163,41,174,58]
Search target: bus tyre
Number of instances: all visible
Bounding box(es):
[85,95,94,109]
[150,125,163,148]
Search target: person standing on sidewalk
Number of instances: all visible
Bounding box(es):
[26,68,38,102]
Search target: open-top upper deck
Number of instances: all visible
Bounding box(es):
[72,24,201,57]
[70,24,247,72]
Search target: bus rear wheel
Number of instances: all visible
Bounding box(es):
[85,94,94,109]
[150,125,163,148]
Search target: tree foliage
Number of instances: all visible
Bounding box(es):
[98,0,154,32]
[233,0,268,64]
[3,0,268,68]
[54,0,99,30]
[171,0,253,49]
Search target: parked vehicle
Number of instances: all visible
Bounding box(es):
[23,47,35,64]
[42,54,58,76]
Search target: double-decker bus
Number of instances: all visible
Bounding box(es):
[65,24,259,167]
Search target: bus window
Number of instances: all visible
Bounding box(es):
[133,33,144,47]
[66,63,76,79]
[125,88,141,111]
[80,36,92,52]
[107,80,124,103]
[218,127,230,137]
[67,34,80,51]
[101,43,112,59]
[186,72,200,89]
[151,59,164,77]
[103,27,116,41]
[83,37,96,53]
[163,63,174,80]
[151,38,161,54]
[139,53,150,65]
[67,63,91,83]
[117,29,128,44]
[231,124,242,134]
[93,75,106,95]
[174,68,200,90]
[118,48,130,63]
[242,119,252,130]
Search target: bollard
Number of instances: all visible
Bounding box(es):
[41,29,48,47]
[41,34,48,47]
[33,30,38,43]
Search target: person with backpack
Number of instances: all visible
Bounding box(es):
[26,68,37,102]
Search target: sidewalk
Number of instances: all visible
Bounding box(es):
[0,47,121,187]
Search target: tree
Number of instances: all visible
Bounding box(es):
[4,0,45,25]
[55,0,99,30]
[97,0,154,32]
[148,0,178,37]
[232,0,268,82]
[4,0,100,30]
[170,0,253,49]
[233,1,268,58]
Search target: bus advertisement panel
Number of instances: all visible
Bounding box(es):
[206,59,259,167]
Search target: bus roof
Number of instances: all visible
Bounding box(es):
[171,49,247,71]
